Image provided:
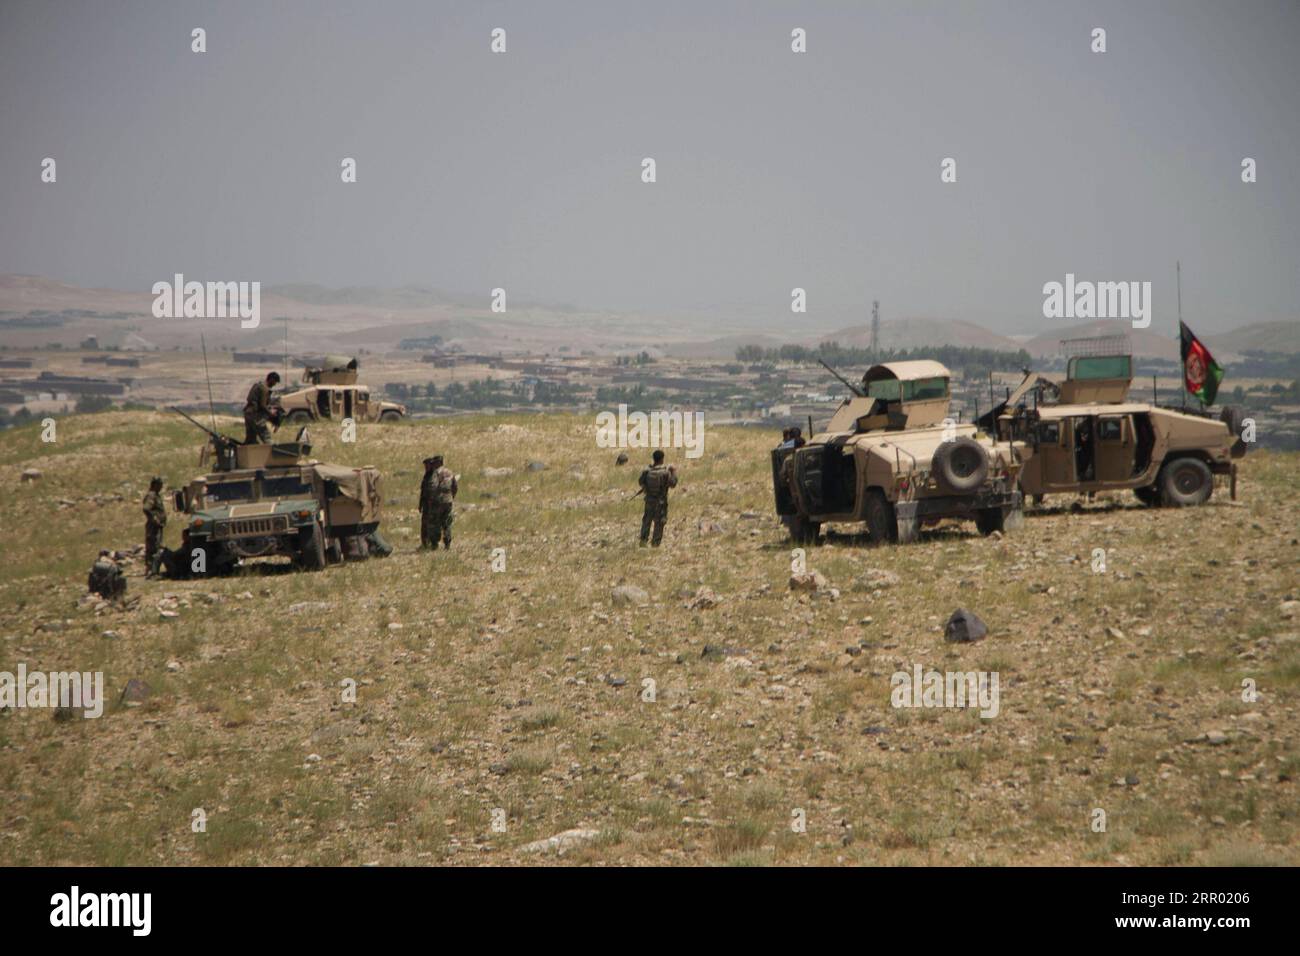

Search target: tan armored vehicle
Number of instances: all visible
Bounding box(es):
[773,360,1026,544]
[277,356,407,424]
[980,353,1246,507]
[161,409,389,576]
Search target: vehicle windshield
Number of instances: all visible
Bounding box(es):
[1069,355,1131,381]
[866,377,949,402]
[262,475,313,498]
[206,480,254,502]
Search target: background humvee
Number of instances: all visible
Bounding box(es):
[984,352,1246,507]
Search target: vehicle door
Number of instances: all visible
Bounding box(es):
[1037,418,1074,489]
[793,445,827,516]
[1094,414,1133,484]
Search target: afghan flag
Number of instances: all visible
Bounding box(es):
[1179,321,1223,407]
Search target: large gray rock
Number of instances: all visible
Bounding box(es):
[944,608,988,643]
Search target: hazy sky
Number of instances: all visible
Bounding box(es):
[2,0,1297,334]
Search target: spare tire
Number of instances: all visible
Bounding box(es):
[1219,405,1245,436]
[932,437,989,494]
[1220,405,1249,457]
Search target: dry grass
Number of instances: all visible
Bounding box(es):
[0,410,1296,865]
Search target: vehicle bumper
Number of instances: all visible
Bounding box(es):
[896,488,1023,523]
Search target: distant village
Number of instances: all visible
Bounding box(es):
[2,333,1299,450]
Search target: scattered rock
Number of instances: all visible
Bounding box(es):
[288,601,332,614]
[944,608,988,643]
[855,568,900,590]
[686,587,720,610]
[611,585,649,607]
[20,468,43,482]
[739,510,762,520]
[615,452,629,465]
[697,519,724,534]
[525,461,548,472]
[119,679,152,704]
[518,827,600,855]
[789,570,828,592]
[483,467,514,478]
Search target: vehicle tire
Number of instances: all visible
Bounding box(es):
[286,410,312,425]
[298,521,327,570]
[325,537,344,564]
[1133,485,1160,507]
[864,490,897,544]
[932,437,989,494]
[380,410,401,423]
[1159,457,1213,507]
[975,507,1005,535]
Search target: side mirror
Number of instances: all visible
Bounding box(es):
[172,490,186,512]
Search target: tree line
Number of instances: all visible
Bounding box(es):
[735,341,1034,378]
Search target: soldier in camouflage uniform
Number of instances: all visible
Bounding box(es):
[638,449,677,547]
[243,371,282,444]
[419,454,457,549]
[143,476,167,576]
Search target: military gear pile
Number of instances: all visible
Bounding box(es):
[88,555,126,600]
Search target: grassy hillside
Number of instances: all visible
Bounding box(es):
[0,411,1296,865]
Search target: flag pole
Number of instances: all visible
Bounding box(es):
[1177,261,1186,411]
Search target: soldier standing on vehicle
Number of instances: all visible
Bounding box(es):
[638,449,678,547]
[142,476,167,576]
[243,371,282,444]
[419,454,458,550]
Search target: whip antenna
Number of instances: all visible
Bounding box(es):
[201,333,217,432]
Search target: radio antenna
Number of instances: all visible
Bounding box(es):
[201,333,217,431]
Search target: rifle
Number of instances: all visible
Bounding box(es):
[817,359,866,397]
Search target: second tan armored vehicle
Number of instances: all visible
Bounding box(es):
[160,409,389,576]
[773,360,1026,544]
[980,353,1246,507]
[277,356,407,425]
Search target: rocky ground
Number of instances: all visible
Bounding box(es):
[0,411,1296,865]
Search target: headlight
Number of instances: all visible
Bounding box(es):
[190,518,205,529]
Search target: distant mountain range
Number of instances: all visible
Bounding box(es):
[1,275,1295,359]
